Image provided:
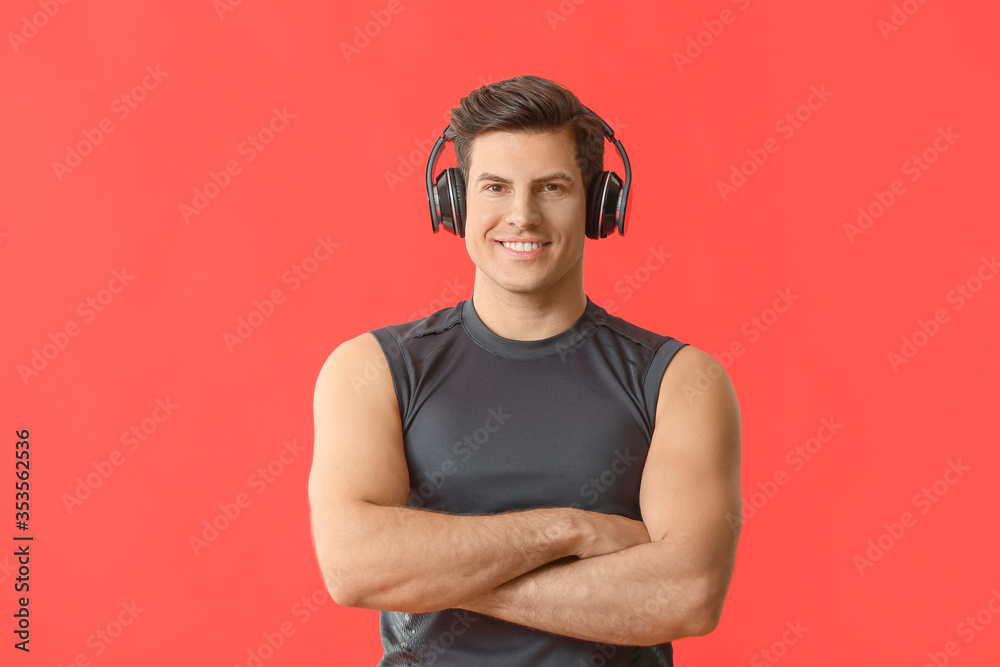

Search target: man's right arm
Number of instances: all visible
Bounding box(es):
[307,332,649,615]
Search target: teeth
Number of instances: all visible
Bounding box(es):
[501,241,544,252]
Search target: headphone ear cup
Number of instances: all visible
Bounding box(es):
[434,171,453,234]
[435,168,466,237]
[588,172,624,239]
[586,173,608,240]
[451,169,467,238]
[601,171,624,237]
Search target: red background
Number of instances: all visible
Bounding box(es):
[2,0,999,665]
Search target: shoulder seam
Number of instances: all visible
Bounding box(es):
[591,310,665,353]
[397,311,464,346]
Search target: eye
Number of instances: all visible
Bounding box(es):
[543,183,564,192]
[484,184,505,193]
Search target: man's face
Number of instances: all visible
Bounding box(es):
[464,128,587,299]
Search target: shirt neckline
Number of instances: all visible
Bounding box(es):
[461,294,599,359]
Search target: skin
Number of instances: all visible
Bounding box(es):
[307,125,741,646]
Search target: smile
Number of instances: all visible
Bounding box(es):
[495,241,550,258]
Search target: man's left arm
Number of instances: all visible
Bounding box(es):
[459,345,742,646]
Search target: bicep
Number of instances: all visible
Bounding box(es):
[639,345,742,575]
[308,333,411,558]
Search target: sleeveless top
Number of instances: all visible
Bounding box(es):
[367,294,687,666]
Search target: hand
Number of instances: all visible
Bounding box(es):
[572,510,651,559]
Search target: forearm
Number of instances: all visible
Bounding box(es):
[459,533,714,646]
[323,503,580,614]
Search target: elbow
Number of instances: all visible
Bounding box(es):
[680,577,728,639]
[320,565,391,610]
[309,504,445,613]
[316,554,433,613]
[313,541,385,610]
[309,507,392,609]
[316,555,366,609]
[635,576,728,645]
[684,598,724,638]
[318,560,391,610]
[327,579,364,610]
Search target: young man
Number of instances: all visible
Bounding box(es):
[308,75,741,666]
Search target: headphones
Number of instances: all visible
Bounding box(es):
[425,105,632,240]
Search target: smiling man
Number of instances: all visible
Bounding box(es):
[308,75,742,666]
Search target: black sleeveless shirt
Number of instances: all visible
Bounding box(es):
[368,294,687,666]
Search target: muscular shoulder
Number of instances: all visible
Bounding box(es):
[318,331,386,376]
[332,331,388,364]
[315,332,398,410]
[656,345,739,420]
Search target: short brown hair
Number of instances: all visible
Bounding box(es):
[445,75,606,191]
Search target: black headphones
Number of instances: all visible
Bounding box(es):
[425,106,632,240]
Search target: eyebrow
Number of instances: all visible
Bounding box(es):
[474,171,576,185]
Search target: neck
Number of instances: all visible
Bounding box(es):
[470,272,588,341]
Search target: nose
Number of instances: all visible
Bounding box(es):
[504,189,542,228]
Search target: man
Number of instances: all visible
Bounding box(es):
[308,75,741,666]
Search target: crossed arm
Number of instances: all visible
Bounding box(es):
[308,334,741,647]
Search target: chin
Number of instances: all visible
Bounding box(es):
[498,274,560,295]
